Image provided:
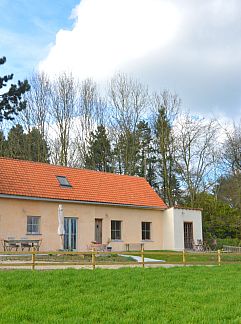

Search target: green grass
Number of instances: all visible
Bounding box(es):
[0,266,241,323]
[129,250,241,264]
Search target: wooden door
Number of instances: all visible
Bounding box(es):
[184,222,193,249]
[95,219,102,243]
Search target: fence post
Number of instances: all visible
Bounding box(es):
[92,249,96,270]
[182,250,186,265]
[217,249,221,266]
[141,245,145,268]
[32,251,36,270]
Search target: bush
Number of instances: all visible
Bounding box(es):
[216,238,241,250]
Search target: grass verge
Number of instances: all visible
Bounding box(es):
[0,265,240,323]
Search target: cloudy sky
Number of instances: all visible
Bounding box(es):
[1,0,241,117]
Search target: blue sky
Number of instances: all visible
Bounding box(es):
[0,0,78,81]
[1,0,241,118]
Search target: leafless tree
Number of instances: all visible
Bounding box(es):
[109,73,148,174]
[19,71,50,137]
[49,72,77,166]
[174,114,220,206]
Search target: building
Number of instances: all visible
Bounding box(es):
[0,157,203,251]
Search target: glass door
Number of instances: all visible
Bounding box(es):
[64,217,77,251]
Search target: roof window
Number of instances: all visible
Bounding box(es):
[57,176,72,188]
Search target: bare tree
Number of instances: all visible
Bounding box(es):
[19,71,50,137]
[223,120,241,174]
[73,79,108,167]
[109,73,148,174]
[174,114,219,206]
[49,72,77,166]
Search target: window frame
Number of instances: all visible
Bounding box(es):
[27,216,41,235]
[142,222,151,240]
[56,176,72,188]
[111,220,122,240]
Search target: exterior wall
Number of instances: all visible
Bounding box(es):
[162,207,203,251]
[0,197,164,252]
[161,208,175,250]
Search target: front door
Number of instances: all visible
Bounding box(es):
[184,222,193,249]
[64,217,77,250]
[95,219,102,243]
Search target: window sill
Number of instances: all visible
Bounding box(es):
[111,240,123,242]
[141,240,154,242]
[26,233,42,236]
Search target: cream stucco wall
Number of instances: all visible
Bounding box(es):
[0,197,164,252]
[162,207,203,251]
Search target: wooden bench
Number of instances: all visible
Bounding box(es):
[125,243,144,251]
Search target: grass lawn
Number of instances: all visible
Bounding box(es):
[0,266,241,323]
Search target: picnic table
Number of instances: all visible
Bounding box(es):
[3,239,41,251]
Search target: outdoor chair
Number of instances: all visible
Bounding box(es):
[6,237,19,251]
[20,238,32,251]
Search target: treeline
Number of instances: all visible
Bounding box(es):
[1,71,241,245]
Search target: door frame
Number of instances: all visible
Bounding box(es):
[95,218,103,244]
[183,221,194,249]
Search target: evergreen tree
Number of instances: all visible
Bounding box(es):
[4,124,49,162]
[0,56,30,122]
[0,130,6,156]
[155,107,180,206]
[136,121,158,189]
[6,124,26,159]
[190,192,241,241]
[113,130,139,175]
[85,125,113,172]
[26,128,49,163]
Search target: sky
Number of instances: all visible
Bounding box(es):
[1,0,241,118]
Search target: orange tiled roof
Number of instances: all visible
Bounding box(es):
[0,158,167,209]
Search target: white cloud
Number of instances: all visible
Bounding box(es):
[39,0,180,81]
[39,0,241,117]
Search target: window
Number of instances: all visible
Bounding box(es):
[27,216,40,234]
[142,222,151,240]
[57,176,72,187]
[111,220,121,240]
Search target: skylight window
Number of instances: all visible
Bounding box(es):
[57,176,72,188]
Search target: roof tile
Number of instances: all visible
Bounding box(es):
[0,158,167,209]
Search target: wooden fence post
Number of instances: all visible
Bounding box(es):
[141,245,145,268]
[32,251,36,270]
[92,249,96,270]
[218,249,221,266]
[182,250,186,265]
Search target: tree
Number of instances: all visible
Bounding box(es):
[5,124,26,159]
[109,73,148,175]
[25,128,49,163]
[0,130,6,156]
[49,72,77,166]
[153,91,180,206]
[84,125,113,172]
[191,192,241,241]
[0,56,30,122]
[136,121,158,189]
[174,114,219,206]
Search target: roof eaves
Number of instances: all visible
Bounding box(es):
[0,193,167,210]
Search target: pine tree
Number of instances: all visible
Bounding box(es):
[0,56,30,122]
[136,121,158,189]
[6,124,26,159]
[85,125,113,172]
[26,128,49,163]
[155,107,180,206]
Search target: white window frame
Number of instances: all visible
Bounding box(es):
[27,216,41,235]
